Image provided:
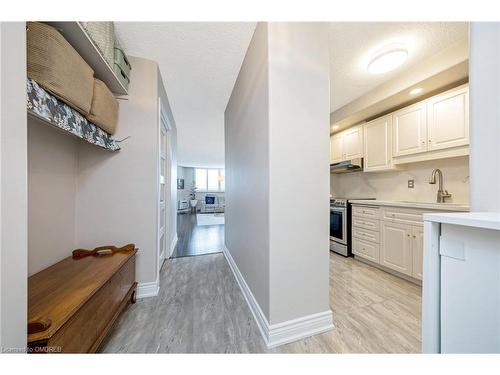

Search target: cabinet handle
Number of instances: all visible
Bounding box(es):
[407,234,411,237]
[421,141,425,144]
[428,140,431,143]
[413,235,416,238]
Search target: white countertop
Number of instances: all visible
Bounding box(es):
[423,212,500,231]
[349,199,469,212]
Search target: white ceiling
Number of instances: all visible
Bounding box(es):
[329,22,468,111]
[115,22,468,168]
[115,22,256,168]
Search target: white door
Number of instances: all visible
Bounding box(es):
[158,99,171,271]
[364,115,392,172]
[427,85,469,151]
[330,133,344,163]
[392,102,428,157]
[411,225,424,280]
[380,221,413,276]
[343,125,363,160]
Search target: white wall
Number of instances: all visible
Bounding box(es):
[225,22,271,318]
[28,120,78,275]
[469,23,500,212]
[225,22,331,334]
[267,22,331,324]
[0,22,27,350]
[331,156,469,204]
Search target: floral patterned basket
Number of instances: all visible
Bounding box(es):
[27,78,120,151]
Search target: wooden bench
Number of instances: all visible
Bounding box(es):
[28,248,137,353]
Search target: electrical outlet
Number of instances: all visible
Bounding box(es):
[408,179,415,188]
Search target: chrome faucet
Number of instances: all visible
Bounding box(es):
[429,168,452,203]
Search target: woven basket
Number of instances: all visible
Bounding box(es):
[87,79,119,135]
[27,22,94,116]
[80,22,115,67]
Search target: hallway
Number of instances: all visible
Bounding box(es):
[171,213,225,258]
[100,250,421,353]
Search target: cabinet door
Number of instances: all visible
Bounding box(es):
[411,226,424,280]
[330,133,344,163]
[427,85,469,151]
[343,125,363,160]
[352,237,380,263]
[380,221,413,276]
[392,102,427,157]
[364,115,392,172]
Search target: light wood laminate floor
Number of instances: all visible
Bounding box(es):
[100,249,421,353]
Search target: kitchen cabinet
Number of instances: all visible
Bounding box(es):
[412,226,424,280]
[343,125,363,160]
[427,85,469,152]
[329,124,363,164]
[380,221,413,276]
[392,102,428,157]
[352,237,380,263]
[330,133,343,164]
[363,115,394,172]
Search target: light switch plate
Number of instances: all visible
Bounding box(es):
[408,179,414,188]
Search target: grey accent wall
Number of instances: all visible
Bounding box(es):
[225,22,331,325]
[225,22,271,319]
[28,56,177,290]
[28,120,78,275]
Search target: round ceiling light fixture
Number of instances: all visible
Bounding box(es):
[367,47,408,75]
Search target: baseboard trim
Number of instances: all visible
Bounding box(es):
[136,280,159,299]
[170,233,178,256]
[222,246,269,344]
[223,246,334,348]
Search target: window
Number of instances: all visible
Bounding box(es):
[195,168,225,191]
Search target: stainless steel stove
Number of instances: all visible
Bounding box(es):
[330,197,375,256]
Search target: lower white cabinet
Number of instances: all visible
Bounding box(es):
[412,226,424,280]
[380,221,413,276]
[352,237,380,263]
[351,204,426,281]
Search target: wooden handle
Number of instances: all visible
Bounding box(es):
[72,243,136,259]
[28,317,52,334]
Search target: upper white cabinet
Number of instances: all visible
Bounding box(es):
[392,102,428,157]
[427,85,469,151]
[363,115,394,172]
[331,84,469,169]
[343,125,364,160]
[330,133,344,164]
[329,124,363,164]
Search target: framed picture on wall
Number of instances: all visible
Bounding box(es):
[177,178,184,189]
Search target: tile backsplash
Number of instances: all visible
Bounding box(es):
[330,156,469,203]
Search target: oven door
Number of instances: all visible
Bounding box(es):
[330,206,347,245]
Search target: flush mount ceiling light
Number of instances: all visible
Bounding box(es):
[367,47,408,74]
[409,87,423,95]
[331,125,339,131]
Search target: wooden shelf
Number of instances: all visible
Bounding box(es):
[45,22,128,96]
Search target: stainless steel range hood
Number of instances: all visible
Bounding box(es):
[330,158,363,174]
